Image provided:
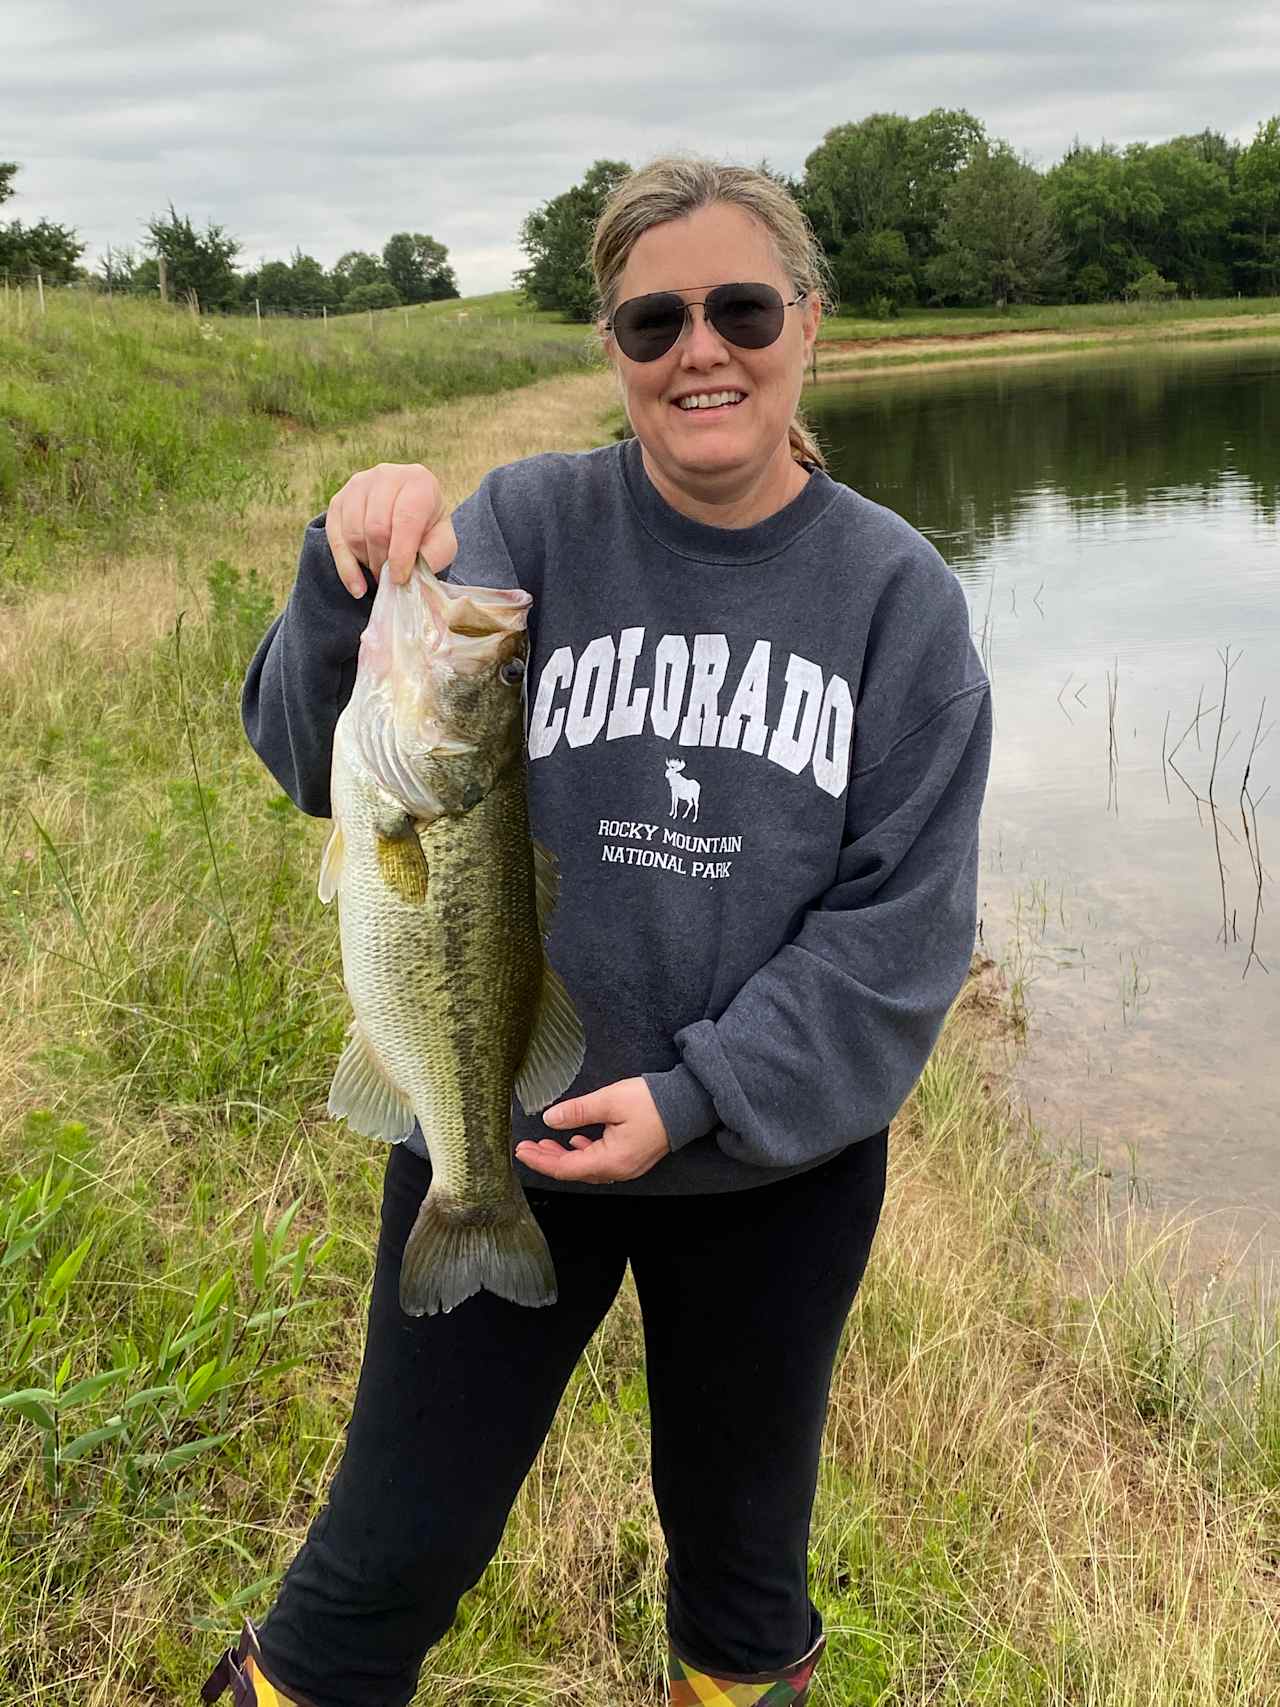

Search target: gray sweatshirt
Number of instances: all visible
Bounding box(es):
[243,436,991,1195]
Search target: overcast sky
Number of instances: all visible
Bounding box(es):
[6,0,1279,294]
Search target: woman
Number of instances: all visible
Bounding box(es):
[202,156,991,1707]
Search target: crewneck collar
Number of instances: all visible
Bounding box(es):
[617,435,840,567]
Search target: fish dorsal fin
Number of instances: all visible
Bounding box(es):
[328,1022,416,1142]
[318,823,345,904]
[532,839,560,938]
[514,960,585,1115]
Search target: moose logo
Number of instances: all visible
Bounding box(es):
[664,758,701,823]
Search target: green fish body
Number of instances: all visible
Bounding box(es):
[320,567,584,1317]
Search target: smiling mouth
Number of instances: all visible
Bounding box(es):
[674,390,746,411]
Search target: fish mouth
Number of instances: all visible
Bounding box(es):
[416,564,531,665]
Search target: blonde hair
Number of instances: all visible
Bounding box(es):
[592,155,834,469]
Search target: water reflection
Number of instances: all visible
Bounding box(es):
[808,344,1280,1241]
[811,342,1280,574]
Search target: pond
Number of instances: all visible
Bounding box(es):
[806,341,1280,1254]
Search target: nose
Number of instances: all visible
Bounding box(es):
[677,302,730,367]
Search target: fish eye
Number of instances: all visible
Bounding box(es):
[499,658,526,687]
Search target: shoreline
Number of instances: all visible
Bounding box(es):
[809,315,1280,382]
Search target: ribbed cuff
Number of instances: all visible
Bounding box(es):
[643,1065,718,1152]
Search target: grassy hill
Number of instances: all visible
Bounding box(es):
[0,286,599,588]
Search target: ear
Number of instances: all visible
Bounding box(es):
[800,290,821,360]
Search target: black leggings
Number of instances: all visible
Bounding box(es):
[259,1131,888,1707]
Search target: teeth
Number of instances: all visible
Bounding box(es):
[678,391,745,410]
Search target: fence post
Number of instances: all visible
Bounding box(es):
[255,297,262,326]
[36,272,46,314]
[158,254,168,302]
[322,304,328,326]
[368,308,374,333]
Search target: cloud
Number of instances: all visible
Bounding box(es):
[7,0,1278,292]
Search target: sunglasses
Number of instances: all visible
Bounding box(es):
[605,281,808,363]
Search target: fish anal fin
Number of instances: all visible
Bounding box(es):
[318,823,345,904]
[328,1022,416,1141]
[514,959,585,1115]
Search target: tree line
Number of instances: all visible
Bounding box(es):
[518,112,1280,316]
[0,170,459,314]
[6,107,1280,319]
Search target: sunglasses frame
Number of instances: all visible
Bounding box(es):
[603,281,809,363]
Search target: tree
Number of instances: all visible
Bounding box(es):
[97,245,142,291]
[1044,143,1160,299]
[517,159,632,320]
[1171,128,1241,180]
[382,232,459,303]
[926,142,1064,307]
[332,250,386,293]
[0,217,84,284]
[1123,141,1231,295]
[244,250,338,313]
[1234,116,1280,294]
[143,204,240,309]
[831,229,915,314]
[0,162,84,284]
[343,281,401,313]
[800,109,984,306]
[900,108,987,265]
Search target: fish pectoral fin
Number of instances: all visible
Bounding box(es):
[318,823,345,904]
[531,839,560,938]
[514,958,586,1115]
[375,821,430,905]
[328,1023,417,1141]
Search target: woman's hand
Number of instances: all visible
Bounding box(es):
[516,1078,672,1185]
[325,462,459,598]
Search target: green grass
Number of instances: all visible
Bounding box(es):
[0,286,599,589]
[818,295,1280,342]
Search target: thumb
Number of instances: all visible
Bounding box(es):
[543,1090,611,1129]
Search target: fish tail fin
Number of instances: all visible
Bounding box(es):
[399,1185,557,1318]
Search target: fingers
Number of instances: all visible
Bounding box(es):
[515,1137,626,1184]
[419,513,459,578]
[325,463,447,597]
[385,476,450,585]
[543,1091,606,1130]
[325,489,370,600]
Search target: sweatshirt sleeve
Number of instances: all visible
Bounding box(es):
[241,516,373,817]
[643,566,992,1169]
[241,479,522,816]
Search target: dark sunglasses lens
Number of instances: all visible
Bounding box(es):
[707,284,785,348]
[613,293,685,361]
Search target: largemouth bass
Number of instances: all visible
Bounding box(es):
[319,563,584,1317]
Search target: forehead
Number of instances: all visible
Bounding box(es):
[618,202,786,298]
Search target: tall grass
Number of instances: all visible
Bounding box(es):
[0,287,599,588]
[1,370,1278,1703]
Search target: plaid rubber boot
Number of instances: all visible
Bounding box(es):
[200,1620,314,1707]
[668,1633,826,1705]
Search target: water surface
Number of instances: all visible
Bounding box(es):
[807,344,1280,1251]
